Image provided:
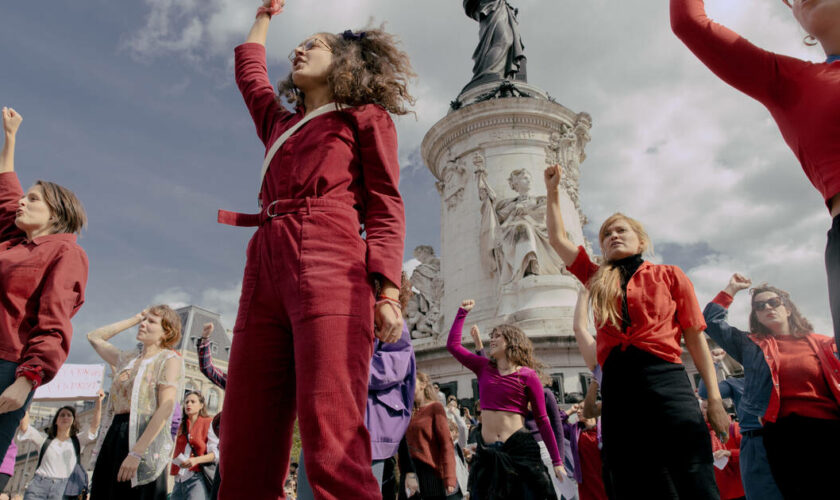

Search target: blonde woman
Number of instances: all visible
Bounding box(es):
[544,164,728,499]
[87,306,184,499]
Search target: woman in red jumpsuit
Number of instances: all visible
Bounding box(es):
[217,1,413,499]
[670,0,840,351]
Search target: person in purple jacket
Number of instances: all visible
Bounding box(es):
[298,275,416,500]
[0,440,15,493]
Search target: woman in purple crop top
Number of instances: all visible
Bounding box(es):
[447,299,563,500]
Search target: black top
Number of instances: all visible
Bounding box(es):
[611,253,644,332]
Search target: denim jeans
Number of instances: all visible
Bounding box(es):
[0,360,34,458]
[24,475,69,500]
[171,472,209,500]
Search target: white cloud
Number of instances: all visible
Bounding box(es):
[125,1,835,333]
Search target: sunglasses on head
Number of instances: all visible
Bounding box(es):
[753,297,784,311]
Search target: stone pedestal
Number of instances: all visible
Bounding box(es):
[421,93,592,343]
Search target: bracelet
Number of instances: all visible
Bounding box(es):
[375,297,401,309]
[128,451,143,460]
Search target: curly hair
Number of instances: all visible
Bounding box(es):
[278,25,416,115]
[748,284,814,338]
[488,324,545,376]
[415,371,439,408]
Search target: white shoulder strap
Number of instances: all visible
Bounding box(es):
[258,102,350,201]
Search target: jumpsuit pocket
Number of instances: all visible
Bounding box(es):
[233,234,261,333]
[298,211,371,319]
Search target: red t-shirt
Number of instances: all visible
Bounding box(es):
[234,43,405,288]
[672,0,840,208]
[0,172,88,387]
[566,247,706,366]
[578,428,608,500]
[777,336,840,420]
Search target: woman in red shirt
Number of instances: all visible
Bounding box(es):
[0,107,88,459]
[402,372,457,500]
[217,1,413,497]
[709,275,840,499]
[670,0,840,352]
[171,391,215,500]
[544,164,728,498]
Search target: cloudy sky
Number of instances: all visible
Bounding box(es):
[0,0,833,364]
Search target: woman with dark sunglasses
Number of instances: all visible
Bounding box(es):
[704,273,840,499]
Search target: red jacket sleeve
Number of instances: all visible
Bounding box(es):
[354,105,405,287]
[17,245,88,386]
[234,43,293,146]
[0,172,25,243]
[670,0,790,105]
[432,404,456,489]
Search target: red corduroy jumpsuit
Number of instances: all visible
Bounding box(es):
[217,43,405,500]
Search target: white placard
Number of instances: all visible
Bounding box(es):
[33,364,105,401]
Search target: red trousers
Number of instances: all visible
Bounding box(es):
[218,199,379,500]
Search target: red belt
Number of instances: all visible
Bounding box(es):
[217,197,355,227]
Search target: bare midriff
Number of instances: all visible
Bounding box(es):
[830,192,840,219]
[480,409,526,444]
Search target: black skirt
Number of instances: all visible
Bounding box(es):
[90,413,168,500]
[600,346,712,465]
[468,428,557,500]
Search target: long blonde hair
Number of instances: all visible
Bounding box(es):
[588,213,653,329]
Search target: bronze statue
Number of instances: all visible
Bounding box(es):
[462,0,527,94]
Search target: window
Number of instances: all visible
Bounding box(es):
[579,372,592,393]
[207,389,220,413]
[211,343,218,354]
[550,373,565,404]
[437,381,457,402]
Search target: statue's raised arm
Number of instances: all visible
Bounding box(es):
[462,0,527,93]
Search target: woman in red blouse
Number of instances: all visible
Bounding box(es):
[670,0,840,353]
[217,1,414,498]
[544,164,728,498]
[0,107,88,459]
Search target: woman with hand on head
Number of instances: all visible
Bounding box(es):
[16,390,104,500]
[0,107,88,459]
[217,1,413,497]
[448,299,563,500]
[704,274,839,499]
[87,306,184,499]
[670,0,840,351]
[545,163,726,498]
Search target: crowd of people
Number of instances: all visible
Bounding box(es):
[0,0,839,498]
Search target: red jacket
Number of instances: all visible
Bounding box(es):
[0,172,88,387]
[748,333,840,424]
[171,415,213,475]
[234,43,405,288]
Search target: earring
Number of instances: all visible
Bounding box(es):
[804,34,817,47]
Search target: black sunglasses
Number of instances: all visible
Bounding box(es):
[753,297,784,311]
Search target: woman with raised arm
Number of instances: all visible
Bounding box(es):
[447,299,563,500]
[670,0,840,350]
[87,306,184,499]
[16,391,103,500]
[0,107,88,459]
[217,1,413,497]
[545,163,727,498]
[704,274,839,499]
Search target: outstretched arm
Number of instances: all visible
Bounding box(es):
[670,0,784,105]
[446,300,488,374]
[544,165,579,264]
[1,107,22,174]
[197,323,227,390]
[703,274,753,364]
